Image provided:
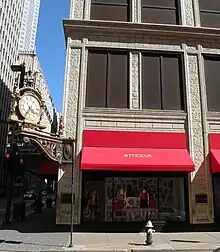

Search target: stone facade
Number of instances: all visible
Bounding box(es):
[56,0,220,225]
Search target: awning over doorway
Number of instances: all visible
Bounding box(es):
[209,134,220,173]
[81,130,194,172]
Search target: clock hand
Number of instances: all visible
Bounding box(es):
[25,106,31,117]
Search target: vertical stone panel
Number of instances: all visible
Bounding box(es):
[183,0,195,26]
[131,53,140,109]
[132,0,138,23]
[187,54,212,223]
[73,0,85,20]
[65,49,81,138]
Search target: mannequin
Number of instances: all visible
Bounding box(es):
[117,188,126,208]
[140,188,149,220]
[91,189,98,220]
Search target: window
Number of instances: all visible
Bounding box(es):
[200,0,220,28]
[86,51,129,108]
[91,0,131,22]
[142,53,184,110]
[83,176,186,222]
[204,56,220,111]
[142,0,179,25]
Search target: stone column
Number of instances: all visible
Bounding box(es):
[57,48,82,224]
[185,50,213,224]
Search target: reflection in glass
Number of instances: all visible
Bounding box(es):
[83,177,186,223]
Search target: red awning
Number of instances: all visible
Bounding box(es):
[38,162,58,175]
[209,134,220,173]
[81,147,194,172]
[210,150,220,173]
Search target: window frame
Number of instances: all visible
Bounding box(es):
[86,49,130,109]
[141,0,181,25]
[141,52,185,111]
[91,0,132,22]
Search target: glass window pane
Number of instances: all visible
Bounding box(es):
[200,12,220,29]
[108,53,128,108]
[86,52,107,107]
[142,0,176,7]
[142,55,161,109]
[204,57,220,112]
[162,55,183,110]
[91,4,129,21]
[110,177,158,222]
[158,178,186,222]
[200,0,220,11]
[142,8,178,24]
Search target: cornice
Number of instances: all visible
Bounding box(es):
[63,19,220,42]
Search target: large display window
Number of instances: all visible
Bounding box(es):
[82,176,186,223]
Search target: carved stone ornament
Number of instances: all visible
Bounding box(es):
[15,128,74,164]
[59,116,65,137]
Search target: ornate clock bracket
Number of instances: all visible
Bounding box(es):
[15,127,75,164]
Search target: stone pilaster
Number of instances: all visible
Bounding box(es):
[182,0,195,26]
[186,53,213,224]
[131,52,140,109]
[63,49,81,138]
[72,0,85,20]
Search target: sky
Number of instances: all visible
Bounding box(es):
[36,0,70,112]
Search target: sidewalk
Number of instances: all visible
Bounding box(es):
[0,208,220,251]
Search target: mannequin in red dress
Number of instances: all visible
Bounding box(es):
[140,189,149,220]
[91,189,98,220]
[117,188,126,208]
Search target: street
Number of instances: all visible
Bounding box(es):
[0,194,54,225]
[0,206,220,251]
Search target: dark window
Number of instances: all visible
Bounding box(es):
[200,0,220,28]
[142,0,179,25]
[204,56,220,111]
[91,0,131,22]
[86,51,129,108]
[142,53,184,110]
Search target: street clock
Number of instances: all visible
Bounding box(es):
[18,93,42,122]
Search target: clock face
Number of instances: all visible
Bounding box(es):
[19,94,41,121]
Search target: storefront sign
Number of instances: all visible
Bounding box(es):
[124,154,152,158]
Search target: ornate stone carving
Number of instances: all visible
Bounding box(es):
[131,53,140,109]
[187,55,210,223]
[65,49,81,138]
[10,87,20,121]
[188,55,204,170]
[184,0,195,26]
[59,116,65,137]
[73,0,85,20]
[132,0,138,23]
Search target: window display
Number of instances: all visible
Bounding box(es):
[83,177,186,223]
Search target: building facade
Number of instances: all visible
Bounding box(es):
[57,0,220,229]
[18,0,40,52]
[0,0,25,196]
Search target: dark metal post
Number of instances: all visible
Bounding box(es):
[69,141,75,248]
[4,124,16,224]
